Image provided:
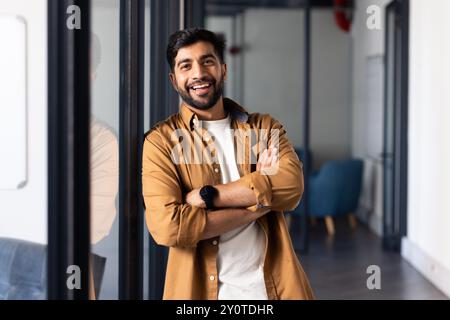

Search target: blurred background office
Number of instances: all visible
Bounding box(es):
[0,0,449,300]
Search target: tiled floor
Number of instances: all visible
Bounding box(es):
[290,216,447,300]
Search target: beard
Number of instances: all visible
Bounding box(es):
[176,74,224,111]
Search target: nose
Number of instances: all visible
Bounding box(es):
[190,61,206,80]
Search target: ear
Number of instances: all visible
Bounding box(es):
[169,72,177,91]
[222,63,228,81]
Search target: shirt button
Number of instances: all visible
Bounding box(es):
[212,240,218,245]
[209,275,215,281]
[214,168,219,173]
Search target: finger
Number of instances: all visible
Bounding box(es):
[266,147,277,164]
[271,152,278,167]
[258,149,268,164]
[267,147,273,159]
[257,149,267,170]
[271,147,278,156]
[263,150,273,167]
[271,147,278,160]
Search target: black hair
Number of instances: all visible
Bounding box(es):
[166,28,226,71]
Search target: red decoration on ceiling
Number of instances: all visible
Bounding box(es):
[334,0,353,33]
[229,46,241,55]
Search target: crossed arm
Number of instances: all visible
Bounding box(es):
[188,147,278,240]
[142,119,304,247]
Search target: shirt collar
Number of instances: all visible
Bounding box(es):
[180,97,249,131]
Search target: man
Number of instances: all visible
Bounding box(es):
[142,28,314,300]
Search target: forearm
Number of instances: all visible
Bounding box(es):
[213,181,257,208]
[186,146,287,210]
[200,207,263,240]
[213,146,279,209]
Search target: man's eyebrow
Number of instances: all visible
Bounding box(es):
[176,54,217,67]
[199,53,216,61]
[176,58,192,67]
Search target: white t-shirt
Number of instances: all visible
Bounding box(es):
[202,114,267,300]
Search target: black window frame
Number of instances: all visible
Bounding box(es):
[118,0,145,300]
[47,0,91,300]
[148,0,181,300]
[383,0,409,251]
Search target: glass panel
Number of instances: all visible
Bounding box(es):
[0,1,48,300]
[143,0,151,300]
[90,0,121,299]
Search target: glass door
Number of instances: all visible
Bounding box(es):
[383,0,409,251]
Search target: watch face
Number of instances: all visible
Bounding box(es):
[208,185,218,197]
[201,185,217,201]
[200,186,209,198]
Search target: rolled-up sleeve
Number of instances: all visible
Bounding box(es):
[142,130,207,248]
[239,117,304,213]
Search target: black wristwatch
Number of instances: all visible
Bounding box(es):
[199,185,218,210]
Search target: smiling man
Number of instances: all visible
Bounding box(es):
[142,28,314,300]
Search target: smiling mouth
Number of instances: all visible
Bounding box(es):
[189,82,212,95]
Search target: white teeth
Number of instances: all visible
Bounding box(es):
[192,83,210,90]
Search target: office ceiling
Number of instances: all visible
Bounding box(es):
[206,0,334,16]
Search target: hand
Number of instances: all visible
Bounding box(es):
[257,146,279,175]
[185,188,206,208]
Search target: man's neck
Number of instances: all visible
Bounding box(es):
[186,98,227,121]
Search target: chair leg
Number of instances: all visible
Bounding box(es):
[348,212,357,230]
[324,216,335,236]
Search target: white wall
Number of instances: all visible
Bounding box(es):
[402,0,450,298]
[0,0,47,244]
[350,0,390,235]
[208,8,352,170]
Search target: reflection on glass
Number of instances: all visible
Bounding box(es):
[90,0,120,299]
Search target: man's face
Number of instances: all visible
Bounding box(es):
[170,41,227,110]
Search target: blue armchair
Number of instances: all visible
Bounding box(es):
[0,237,106,300]
[0,238,47,300]
[291,158,363,236]
[338,160,364,215]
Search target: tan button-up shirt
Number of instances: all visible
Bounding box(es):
[142,98,314,300]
